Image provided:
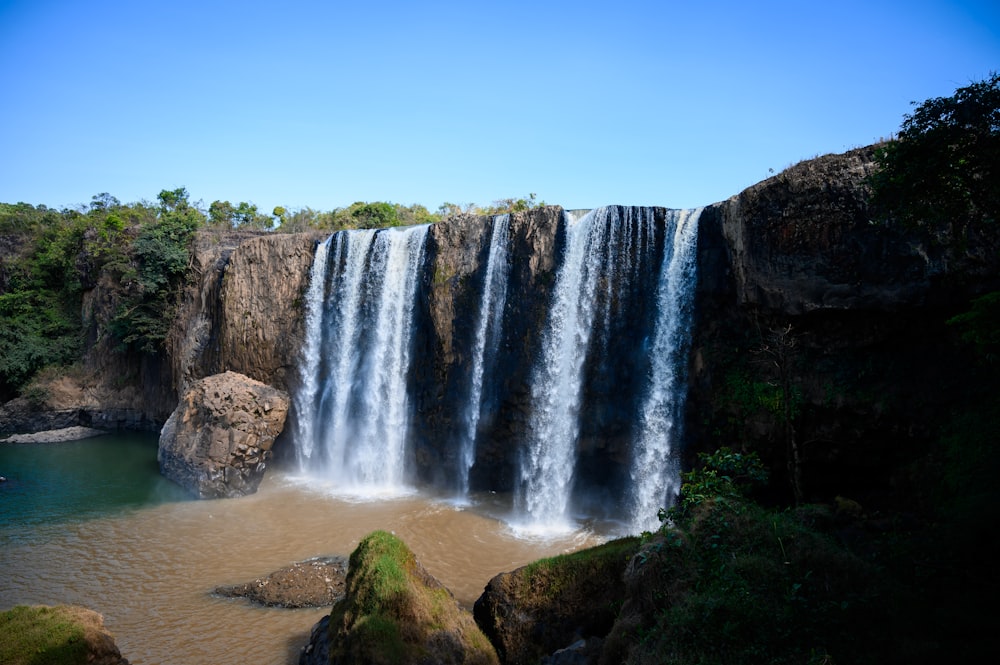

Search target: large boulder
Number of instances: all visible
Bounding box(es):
[157,371,289,498]
[472,537,639,665]
[301,530,499,665]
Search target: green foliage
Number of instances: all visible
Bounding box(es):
[108,195,203,353]
[670,447,768,520]
[478,193,546,215]
[870,72,1000,229]
[632,500,884,665]
[948,290,1000,361]
[0,605,90,665]
[208,199,273,229]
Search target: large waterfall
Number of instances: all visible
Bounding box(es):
[292,206,700,533]
[293,224,429,495]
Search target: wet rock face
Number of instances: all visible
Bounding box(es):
[411,207,564,491]
[157,371,289,498]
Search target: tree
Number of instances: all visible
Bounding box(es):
[871,72,1000,229]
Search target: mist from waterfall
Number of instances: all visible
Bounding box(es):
[458,214,510,499]
[294,224,429,495]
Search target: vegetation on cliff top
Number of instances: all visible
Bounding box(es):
[0,191,545,400]
[871,71,999,230]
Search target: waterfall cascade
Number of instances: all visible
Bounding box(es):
[458,214,511,498]
[294,224,429,495]
[291,207,700,533]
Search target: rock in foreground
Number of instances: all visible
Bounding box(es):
[0,604,129,665]
[214,556,348,608]
[473,537,639,665]
[157,371,288,498]
[300,530,498,665]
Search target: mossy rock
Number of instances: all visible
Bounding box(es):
[326,530,498,665]
[473,536,640,664]
[0,605,128,665]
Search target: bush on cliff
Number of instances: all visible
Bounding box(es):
[327,530,498,665]
[871,72,999,230]
[595,450,895,665]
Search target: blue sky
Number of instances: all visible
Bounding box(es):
[1,1,997,214]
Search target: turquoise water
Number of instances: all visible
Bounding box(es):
[0,433,190,530]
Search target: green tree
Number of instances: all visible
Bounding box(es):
[871,72,1000,229]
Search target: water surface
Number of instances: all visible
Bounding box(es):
[0,435,606,665]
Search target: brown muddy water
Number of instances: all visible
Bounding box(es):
[1,446,607,665]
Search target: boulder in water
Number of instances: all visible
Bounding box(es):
[158,371,289,498]
[301,530,499,665]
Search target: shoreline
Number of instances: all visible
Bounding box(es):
[0,426,109,444]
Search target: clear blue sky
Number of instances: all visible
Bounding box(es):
[1,0,997,214]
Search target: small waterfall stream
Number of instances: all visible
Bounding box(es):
[458,214,510,499]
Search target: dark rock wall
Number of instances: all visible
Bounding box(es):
[688,147,1000,505]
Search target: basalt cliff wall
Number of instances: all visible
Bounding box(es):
[6,146,998,505]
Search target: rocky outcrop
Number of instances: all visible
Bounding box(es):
[688,147,1000,504]
[473,538,639,665]
[0,604,130,665]
[157,371,289,498]
[302,530,499,665]
[214,556,348,608]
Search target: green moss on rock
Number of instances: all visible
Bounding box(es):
[473,536,641,664]
[327,530,498,665]
[0,605,128,665]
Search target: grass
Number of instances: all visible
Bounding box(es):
[0,606,91,665]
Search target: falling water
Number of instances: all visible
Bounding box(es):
[458,214,511,498]
[628,208,702,533]
[517,207,701,533]
[292,235,332,466]
[295,224,429,494]
[518,208,647,531]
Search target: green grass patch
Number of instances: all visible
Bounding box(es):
[0,606,90,665]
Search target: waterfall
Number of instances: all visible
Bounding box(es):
[458,214,510,498]
[293,234,332,467]
[516,207,701,533]
[517,208,649,531]
[627,208,702,533]
[294,224,429,494]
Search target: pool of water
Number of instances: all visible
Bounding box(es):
[0,434,608,664]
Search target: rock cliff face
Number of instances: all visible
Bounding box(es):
[7,145,997,511]
[169,231,323,397]
[413,208,562,489]
[689,147,1000,504]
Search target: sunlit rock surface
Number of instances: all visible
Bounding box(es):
[157,371,288,498]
